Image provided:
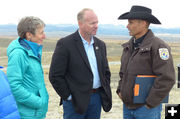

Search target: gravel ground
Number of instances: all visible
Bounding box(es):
[43,73,177,119]
[44,74,123,119]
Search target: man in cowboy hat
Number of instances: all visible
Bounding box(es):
[116,5,175,119]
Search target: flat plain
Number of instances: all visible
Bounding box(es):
[0,36,180,119]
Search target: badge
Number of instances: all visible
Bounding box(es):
[159,48,169,60]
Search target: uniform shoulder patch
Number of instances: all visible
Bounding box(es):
[159,48,169,60]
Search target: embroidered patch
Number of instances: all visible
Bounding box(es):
[159,48,169,60]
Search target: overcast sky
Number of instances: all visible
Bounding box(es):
[0,0,180,28]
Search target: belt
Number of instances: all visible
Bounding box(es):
[92,88,100,93]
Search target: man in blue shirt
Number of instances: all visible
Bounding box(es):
[49,8,112,119]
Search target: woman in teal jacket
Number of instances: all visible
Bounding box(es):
[7,16,49,119]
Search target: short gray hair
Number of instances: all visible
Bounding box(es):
[77,8,93,21]
[17,16,45,39]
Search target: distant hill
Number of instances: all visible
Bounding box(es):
[0,24,180,41]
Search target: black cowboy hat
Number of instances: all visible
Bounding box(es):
[118,5,161,24]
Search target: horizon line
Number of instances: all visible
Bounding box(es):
[0,23,180,29]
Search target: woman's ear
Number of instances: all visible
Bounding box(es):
[25,32,32,41]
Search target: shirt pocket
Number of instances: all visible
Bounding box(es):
[134,47,152,73]
[139,47,151,54]
[138,47,151,61]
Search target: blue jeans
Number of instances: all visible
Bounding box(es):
[63,92,101,119]
[123,103,162,119]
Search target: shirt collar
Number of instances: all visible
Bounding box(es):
[78,30,94,45]
[133,30,149,44]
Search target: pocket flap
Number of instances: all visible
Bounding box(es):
[139,47,151,53]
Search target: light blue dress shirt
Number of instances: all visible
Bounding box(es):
[79,31,101,89]
[67,31,101,100]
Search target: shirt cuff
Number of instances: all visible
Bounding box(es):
[67,95,72,100]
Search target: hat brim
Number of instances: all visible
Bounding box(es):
[118,12,161,24]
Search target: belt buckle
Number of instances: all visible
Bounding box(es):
[92,88,98,93]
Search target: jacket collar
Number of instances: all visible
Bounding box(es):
[139,29,155,49]
[74,30,91,71]
[122,29,155,49]
[73,30,101,72]
[19,38,41,60]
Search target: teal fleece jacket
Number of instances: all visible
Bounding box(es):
[7,38,49,119]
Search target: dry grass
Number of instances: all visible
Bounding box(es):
[1,36,180,119]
